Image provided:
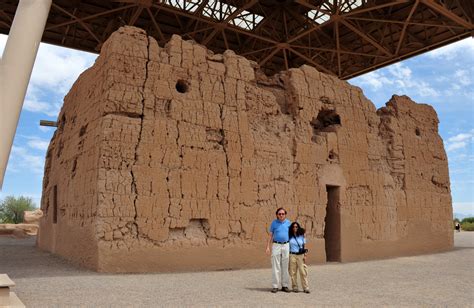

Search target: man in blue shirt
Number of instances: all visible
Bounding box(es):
[266,207,291,293]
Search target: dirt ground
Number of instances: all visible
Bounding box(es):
[1,232,473,307]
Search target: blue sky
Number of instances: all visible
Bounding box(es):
[0,34,473,217]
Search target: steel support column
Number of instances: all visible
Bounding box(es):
[0,0,52,188]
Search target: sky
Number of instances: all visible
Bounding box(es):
[0,34,473,218]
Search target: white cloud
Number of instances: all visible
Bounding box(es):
[1,34,97,117]
[448,133,472,143]
[352,62,439,98]
[446,141,467,152]
[445,130,474,152]
[23,97,61,117]
[415,80,439,97]
[26,137,50,151]
[445,69,473,95]
[454,69,471,86]
[388,63,411,79]
[427,38,474,61]
[29,42,96,94]
[350,41,474,104]
[352,71,393,90]
[8,146,45,174]
[39,125,54,133]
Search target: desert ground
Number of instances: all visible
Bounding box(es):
[1,232,473,307]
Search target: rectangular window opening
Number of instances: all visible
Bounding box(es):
[53,185,58,224]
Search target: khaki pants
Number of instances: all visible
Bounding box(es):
[271,243,290,289]
[289,253,309,291]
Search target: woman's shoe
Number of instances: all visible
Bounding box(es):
[281,287,291,293]
[304,289,310,294]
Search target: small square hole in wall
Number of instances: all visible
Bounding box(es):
[415,128,421,137]
[175,80,189,93]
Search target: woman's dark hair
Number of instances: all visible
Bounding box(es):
[275,207,287,216]
[289,222,305,238]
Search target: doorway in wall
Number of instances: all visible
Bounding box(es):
[324,185,341,262]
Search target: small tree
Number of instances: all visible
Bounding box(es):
[461,217,474,231]
[0,196,36,224]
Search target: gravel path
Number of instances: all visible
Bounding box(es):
[1,232,473,307]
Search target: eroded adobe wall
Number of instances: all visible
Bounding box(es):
[37,49,111,267]
[334,93,453,260]
[285,67,452,261]
[39,26,453,272]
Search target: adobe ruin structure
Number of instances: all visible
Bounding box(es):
[38,27,453,272]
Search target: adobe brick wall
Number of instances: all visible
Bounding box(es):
[38,27,453,272]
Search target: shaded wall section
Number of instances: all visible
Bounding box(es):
[38,26,453,272]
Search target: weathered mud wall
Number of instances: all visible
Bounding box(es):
[38,27,453,272]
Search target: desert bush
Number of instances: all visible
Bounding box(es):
[0,196,36,224]
[461,222,474,231]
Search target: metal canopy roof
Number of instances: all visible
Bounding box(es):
[1,0,473,79]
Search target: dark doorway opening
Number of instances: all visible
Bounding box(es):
[324,185,341,262]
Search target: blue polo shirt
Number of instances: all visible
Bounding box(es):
[269,219,291,242]
[289,235,306,253]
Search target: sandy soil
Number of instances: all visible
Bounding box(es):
[1,232,473,307]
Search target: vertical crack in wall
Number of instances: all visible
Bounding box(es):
[166,170,172,218]
[176,120,184,220]
[236,103,244,207]
[222,80,232,220]
[219,104,232,210]
[130,35,151,238]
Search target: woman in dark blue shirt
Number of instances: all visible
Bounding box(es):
[288,222,310,293]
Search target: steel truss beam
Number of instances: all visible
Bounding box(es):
[0,0,472,79]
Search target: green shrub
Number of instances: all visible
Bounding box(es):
[461,222,474,231]
[0,196,36,224]
[461,217,474,224]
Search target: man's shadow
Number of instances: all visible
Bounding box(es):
[245,287,272,292]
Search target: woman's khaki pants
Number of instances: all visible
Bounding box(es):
[289,254,309,291]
